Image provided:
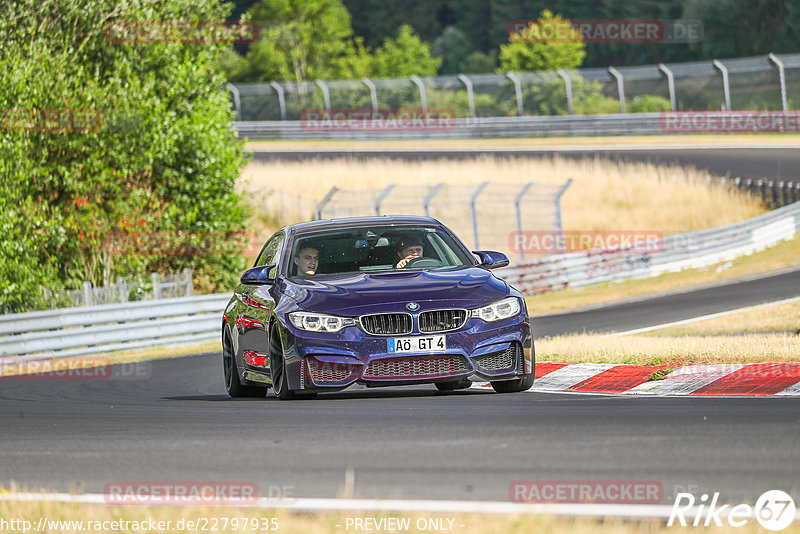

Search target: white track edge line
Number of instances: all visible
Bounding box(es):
[610,296,800,336]
[0,492,685,519]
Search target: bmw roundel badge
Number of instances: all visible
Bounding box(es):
[406,302,420,311]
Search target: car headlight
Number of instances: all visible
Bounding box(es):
[470,297,521,322]
[289,312,356,333]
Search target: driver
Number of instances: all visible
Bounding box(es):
[395,236,425,269]
[294,244,319,277]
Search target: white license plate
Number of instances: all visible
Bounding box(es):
[387,335,446,354]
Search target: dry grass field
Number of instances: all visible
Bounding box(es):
[3,495,790,534]
[239,156,765,236]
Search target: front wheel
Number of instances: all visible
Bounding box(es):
[223,326,267,398]
[269,327,317,400]
[435,378,472,391]
[491,349,534,393]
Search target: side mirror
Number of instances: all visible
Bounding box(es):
[472,250,509,269]
[241,264,276,285]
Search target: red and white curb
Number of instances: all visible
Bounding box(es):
[474,362,800,396]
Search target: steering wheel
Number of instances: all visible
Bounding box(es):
[404,257,443,268]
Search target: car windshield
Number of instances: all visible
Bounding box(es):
[288,225,474,277]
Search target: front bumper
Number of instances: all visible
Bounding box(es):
[280,315,533,390]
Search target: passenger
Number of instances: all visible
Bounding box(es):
[294,244,319,277]
[395,236,425,269]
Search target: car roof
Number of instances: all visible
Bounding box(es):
[284,215,444,237]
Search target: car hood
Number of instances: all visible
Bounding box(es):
[281,266,508,315]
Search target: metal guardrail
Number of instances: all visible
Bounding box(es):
[1,202,797,360]
[235,113,668,140]
[498,201,800,294]
[0,294,230,361]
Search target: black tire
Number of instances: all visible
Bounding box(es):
[269,327,318,400]
[223,326,267,398]
[435,378,472,391]
[490,349,535,394]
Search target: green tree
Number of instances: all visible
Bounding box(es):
[498,10,586,73]
[432,25,474,74]
[0,0,248,312]
[369,25,442,78]
[242,0,370,82]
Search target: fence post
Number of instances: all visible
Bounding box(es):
[362,78,378,113]
[768,53,788,112]
[713,60,731,111]
[552,178,573,253]
[152,272,161,300]
[184,268,194,297]
[410,76,428,118]
[514,183,534,261]
[423,183,444,217]
[505,72,524,116]
[470,182,490,249]
[118,278,128,303]
[316,186,338,219]
[374,184,395,216]
[457,74,476,119]
[269,81,286,121]
[83,281,93,307]
[556,69,574,115]
[608,66,626,113]
[226,83,242,121]
[315,80,332,117]
[658,64,677,111]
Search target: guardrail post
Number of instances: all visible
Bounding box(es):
[770,180,778,207]
[118,278,128,303]
[759,179,766,203]
[658,64,677,111]
[768,53,789,112]
[457,74,476,119]
[505,72,524,116]
[83,281,93,307]
[410,76,428,119]
[514,183,534,261]
[362,77,378,113]
[552,178,573,253]
[183,268,194,297]
[316,186,338,219]
[269,82,286,121]
[152,273,161,300]
[608,67,626,113]
[423,183,444,217]
[315,80,332,117]
[470,182,490,249]
[713,60,731,111]
[226,83,242,121]
[374,184,395,216]
[556,69,574,115]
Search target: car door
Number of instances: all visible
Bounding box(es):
[233,231,284,373]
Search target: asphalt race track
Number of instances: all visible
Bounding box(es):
[249,145,800,183]
[2,268,799,503]
[533,267,800,336]
[2,145,798,507]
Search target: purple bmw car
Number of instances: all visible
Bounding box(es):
[222,216,534,400]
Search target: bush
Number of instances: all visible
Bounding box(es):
[0,0,249,312]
